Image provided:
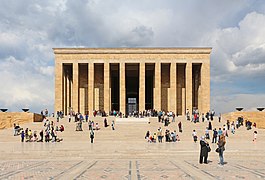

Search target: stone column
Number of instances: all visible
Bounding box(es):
[182,88,186,116]
[55,62,63,113]
[201,61,210,114]
[120,62,126,115]
[154,62,161,110]
[63,71,67,114]
[72,63,79,113]
[66,71,71,114]
[66,73,70,115]
[88,63,94,117]
[185,62,192,114]
[139,62,145,112]
[169,62,177,113]
[104,63,110,114]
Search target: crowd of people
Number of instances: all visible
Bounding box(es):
[145,127,181,143]
[13,107,259,167]
[14,117,64,143]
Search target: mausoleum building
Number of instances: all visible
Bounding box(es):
[53,48,211,116]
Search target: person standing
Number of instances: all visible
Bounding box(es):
[186,109,190,121]
[88,120,92,130]
[205,127,210,140]
[85,114,88,122]
[21,131,25,142]
[90,130,94,143]
[157,128,163,143]
[39,130,44,142]
[212,128,218,143]
[217,134,226,166]
[231,121,235,134]
[218,113,221,123]
[208,121,212,130]
[199,136,209,164]
[192,130,197,143]
[178,121,182,133]
[111,120,115,130]
[104,118,108,127]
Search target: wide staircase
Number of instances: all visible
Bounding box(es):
[0,114,264,160]
[0,115,258,143]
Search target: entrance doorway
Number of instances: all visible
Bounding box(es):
[126,64,139,115]
[127,98,138,115]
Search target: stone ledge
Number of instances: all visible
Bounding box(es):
[223,111,265,129]
[0,112,42,129]
[53,47,212,54]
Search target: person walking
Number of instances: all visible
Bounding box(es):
[253,131,257,142]
[111,120,115,130]
[90,130,95,143]
[217,134,226,166]
[199,136,209,164]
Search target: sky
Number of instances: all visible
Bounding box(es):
[0,0,265,114]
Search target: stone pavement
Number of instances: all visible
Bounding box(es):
[0,116,265,179]
[1,159,265,179]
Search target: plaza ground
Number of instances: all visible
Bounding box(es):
[0,116,264,179]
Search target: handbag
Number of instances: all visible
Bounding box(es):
[207,145,211,152]
[215,147,220,153]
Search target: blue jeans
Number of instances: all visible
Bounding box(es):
[219,149,224,165]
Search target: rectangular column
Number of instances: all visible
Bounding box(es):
[104,63,110,114]
[63,72,67,114]
[139,62,145,112]
[120,62,126,114]
[88,63,94,117]
[182,88,186,116]
[55,62,63,112]
[154,62,161,110]
[169,62,177,113]
[185,62,192,114]
[72,63,79,113]
[201,62,210,114]
[66,74,70,115]
[80,88,85,114]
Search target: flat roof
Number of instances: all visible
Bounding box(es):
[53,47,212,54]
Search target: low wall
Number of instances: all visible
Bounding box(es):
[0,112,43,129]
[223,111,265,129]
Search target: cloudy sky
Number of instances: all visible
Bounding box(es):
[0,0,265,114]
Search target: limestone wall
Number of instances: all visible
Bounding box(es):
[0,112,43,129]
[222,111,265,129]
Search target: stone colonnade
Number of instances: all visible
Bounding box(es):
[54,48,211,117]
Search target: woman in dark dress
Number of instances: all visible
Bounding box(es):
[199,136,209,164]
[208,121,212,130]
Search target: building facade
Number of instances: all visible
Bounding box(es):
[54,48,211,116]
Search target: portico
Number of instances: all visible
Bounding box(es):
[54,48,211,116]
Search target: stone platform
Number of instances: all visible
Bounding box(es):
[0,116,264,179]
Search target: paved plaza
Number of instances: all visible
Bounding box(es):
[0,116,265,179]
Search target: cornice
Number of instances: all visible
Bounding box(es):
[53,47,212,54]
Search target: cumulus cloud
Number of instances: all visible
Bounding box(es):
[0,56,54,112]
[0,0,264,113]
